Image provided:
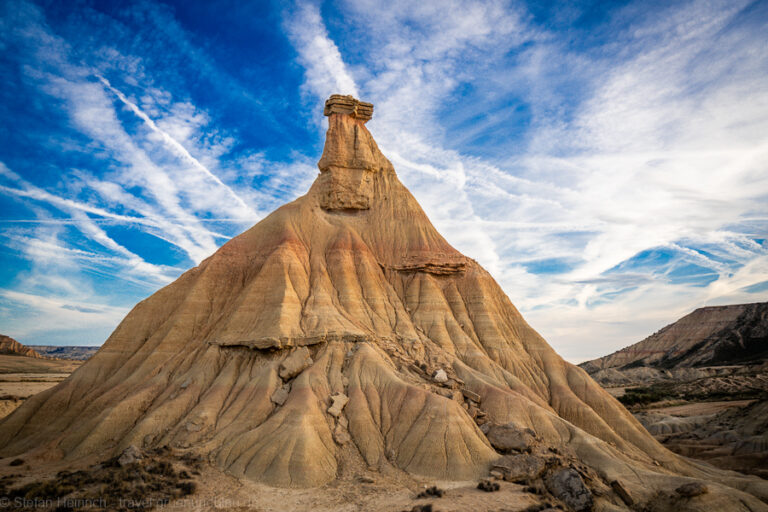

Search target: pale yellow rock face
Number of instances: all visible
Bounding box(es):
[0,100,766,508]
[316,113,385,210]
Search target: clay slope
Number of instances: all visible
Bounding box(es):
[1,98,766,509]
[581,303,768,373]
[0,334,44,359]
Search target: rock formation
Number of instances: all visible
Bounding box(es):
[323,94,374,120]
[581,302,768,373]
[0,98,766,510]
[581,302,768,482]
[0,335,44,359]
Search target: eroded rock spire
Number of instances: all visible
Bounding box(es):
[316,94,392,211]
[0,92,765,510]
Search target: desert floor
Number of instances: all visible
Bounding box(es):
[0,355,80,419]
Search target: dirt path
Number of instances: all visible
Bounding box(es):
[645,399,755,416]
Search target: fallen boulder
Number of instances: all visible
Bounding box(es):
[675,482,708,498]
[333,423,351,444]
[278,347,313,380]
[433,369,448,383]
[491,454,546,482]
[610,479,634,506]
[461,388,481,402]
[118,445,143,467]
[327,393,349,417]
[545,468,593,511]
[485,423,536,452]
[270,384,290,405]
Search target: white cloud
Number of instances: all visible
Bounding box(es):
[0,163,182,284]
[283,0,768,361]
[0,289,128,342]
[97,75,256,219]
[0,1,269,344]
[283,3,359,100]
[2,0,766,358]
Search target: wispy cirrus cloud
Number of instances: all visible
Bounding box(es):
[283,0,768,361]
[0,0,309,344]
[283,3,359,101]
[0,0,765,358]
[96,75,256,218]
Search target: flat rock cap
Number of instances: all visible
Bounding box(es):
[324,94,373,121]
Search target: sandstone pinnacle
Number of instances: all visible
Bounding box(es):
[0,96,765,510]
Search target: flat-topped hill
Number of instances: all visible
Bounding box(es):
[581,302,768,374]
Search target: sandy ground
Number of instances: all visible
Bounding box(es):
[0,355,79,419]
[169,436,547,511]
[0,379,64,397]
[183,468,542,512]
[0,354,81,374]
[0,458,545,512]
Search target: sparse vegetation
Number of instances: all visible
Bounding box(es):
[617,386,671,407]
[416,485,444,498]
[477,479,500,492]
[618,382,766,408]
[0,446,200,511]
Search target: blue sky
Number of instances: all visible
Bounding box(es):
[0,0,766,361]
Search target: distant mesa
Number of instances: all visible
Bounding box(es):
[581,302,768,375]
[0,335,44,359]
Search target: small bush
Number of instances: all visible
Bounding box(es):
[416,485,444,498]
[477,479,500,492]
[618,387,671,406]
[147,460,175,477]
[5,447,201,511]
[177,481,196,496]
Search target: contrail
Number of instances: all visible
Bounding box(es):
[97,75,256,217]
